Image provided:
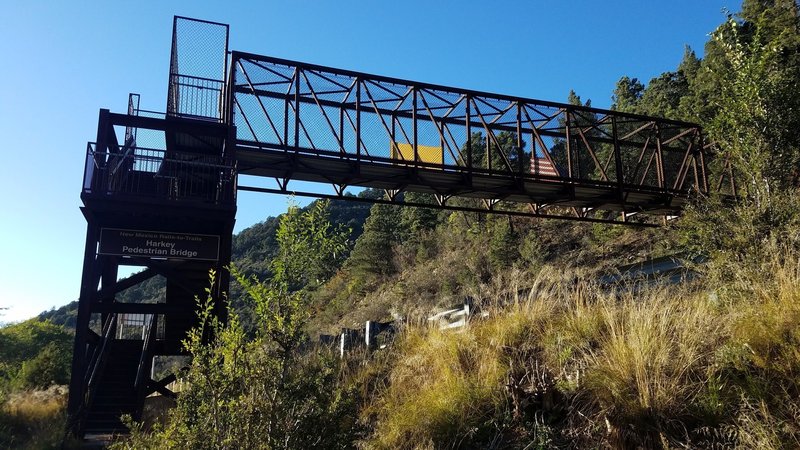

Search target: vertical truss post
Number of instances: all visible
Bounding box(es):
[516,101,523,173]
[612,116,624,201]
[167,17,179,115]
[283,71,290,147]
[339,105,344,156]
[698,130,709,194]
[225,53,236,127]
[391,114,396,154]
[655,123,665,189]
[220,24,230,122]
[412,87,418,167]
[465,95,472,172]
[294,67,301,149]
[565,109,573,179]
[355,77,361,160]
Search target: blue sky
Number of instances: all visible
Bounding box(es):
[0,0,739,323]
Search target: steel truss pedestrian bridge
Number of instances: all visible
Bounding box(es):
[68,17,731,439]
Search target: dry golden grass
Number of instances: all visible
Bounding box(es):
[581,290,721,445]
[0,385,70,450]
[367,324,506,449]
[362,245,800,448]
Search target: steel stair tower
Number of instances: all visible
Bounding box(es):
[66,18,234,437]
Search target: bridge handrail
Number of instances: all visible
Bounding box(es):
[83,144,237,205]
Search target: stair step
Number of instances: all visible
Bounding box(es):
[85,423,129,433]
[90,401,134,406]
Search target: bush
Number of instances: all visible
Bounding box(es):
[115,202,362,449]
[15,343,71,390]
[0,319,72,390]
[0,386,69,450]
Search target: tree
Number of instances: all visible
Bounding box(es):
[488,217,520,270]
[15,342,71,389]
[346,202,403,281]
[400,192,439,235]
[121,199,359,449]
[0,319,72,390]
[678,1,800,274]
[611,76,644,113]
[273,200,350,291]
[612,46,700,122]
[707,0,800,196]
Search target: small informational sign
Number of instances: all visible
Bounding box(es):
[99,228,220,261]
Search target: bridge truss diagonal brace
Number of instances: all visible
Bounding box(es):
[237,184,659,227]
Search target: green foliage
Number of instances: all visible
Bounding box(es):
[611,76,644,112]
[15,343,71,390]
[517,228,545,270]
[346,202,403,283]
[273,199,350,290]
[398,192,443,263]
[616,1,800,197]
[678,191,800,283]
[708,1,800,195]
[232,215,281,278]
[399,192,440,236]
[118,199,360,449]
[613,46,699,121]
[37,301,79,329]
[232,196,371,277]
[488,217,520,270]
[0,320,72,391]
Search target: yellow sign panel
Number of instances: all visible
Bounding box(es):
[390,142,443,165]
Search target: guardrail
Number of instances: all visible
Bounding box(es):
[325,299,482,357]
[83,144,236,205]
[168,74,226,121]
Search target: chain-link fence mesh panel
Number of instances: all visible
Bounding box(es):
[228,51,711,216]
[168,17,229,120]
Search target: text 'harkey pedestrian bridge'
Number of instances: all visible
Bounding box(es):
[68,17,733,439]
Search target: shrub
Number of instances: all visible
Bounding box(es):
[0,386,69,450]
[15,343,71,390]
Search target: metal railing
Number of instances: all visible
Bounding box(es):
[83,143,236,205]
[134,314,158,420]
[167,16,229,122]
[168,74,226,121]
[75,313,117,434]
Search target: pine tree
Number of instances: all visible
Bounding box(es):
[346,203,403,281]
[708,0,800,195]
[611,76,644,112]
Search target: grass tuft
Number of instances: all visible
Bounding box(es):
[363,245,800,448]
[0,385,69,450]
